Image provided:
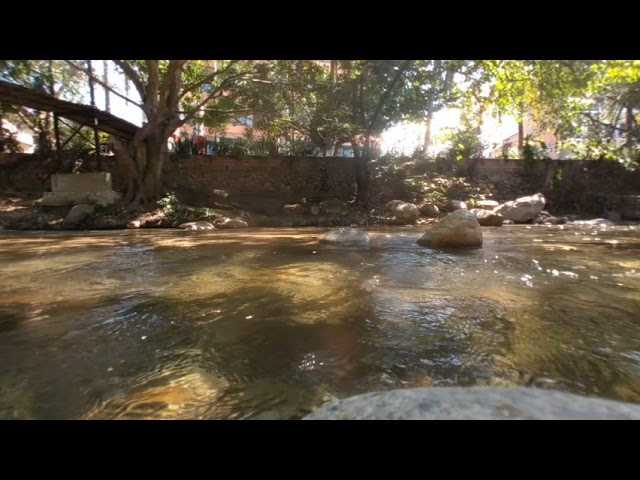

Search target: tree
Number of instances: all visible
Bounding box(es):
[478,60,594,155]
[61,60,252,207]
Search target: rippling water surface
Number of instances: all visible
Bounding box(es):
[1,225,639,419]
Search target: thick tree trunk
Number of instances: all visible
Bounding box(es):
[110,133,167,209]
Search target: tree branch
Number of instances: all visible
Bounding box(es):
[113,60,146,102]
[63,60,144,109]
[178,61,241,101]
[160,60,187,103]
[179,72,252,126]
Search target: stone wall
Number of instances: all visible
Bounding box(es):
[165,155,363,204]
[2,153,639,214]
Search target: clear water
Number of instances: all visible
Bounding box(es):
[1,225,639,419]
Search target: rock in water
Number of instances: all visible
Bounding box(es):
[178,221,215,230]
[417,209,482,247]
[471,209,503,227]
[319,227,370,246]
[419,204,440,218]
[493,193,545,223]
[304,387,640,420]
[385,200,420,223]
[442,199,468,212]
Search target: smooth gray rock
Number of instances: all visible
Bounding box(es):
[419,204,440,218]
[442,199,468,212]
[319,227,370,246]
[494,193,545,223]
[178,221,215,230]
[471,208,503,227]
[62,204,94,228]
[304,387,640,420]
[417,209,482,248]
[385,200,420,223]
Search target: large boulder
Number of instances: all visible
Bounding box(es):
[417,209,482,248]
[493,193,545,223]
[304,387,640,420]
[178,221,215,230]
[216,218,248,229]
[319,227,370,247]
[471,208,504,227]
[62,204,94,228]
[385,200,420,223]
[441,199,468,212]
[419,204,440,218]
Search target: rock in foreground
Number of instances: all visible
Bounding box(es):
[319,227,370,246]
[417,209,482,247]
[304,387,640,420]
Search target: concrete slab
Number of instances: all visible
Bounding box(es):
[51,173,112,193]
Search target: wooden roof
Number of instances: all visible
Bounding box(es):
[0,80,138,140]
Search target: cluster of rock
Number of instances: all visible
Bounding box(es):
[177,218,249,230]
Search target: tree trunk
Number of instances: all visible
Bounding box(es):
[517,100,525,155]
[517,120,524,155]
[423,60,441,153]
[626,105,633,160]
[110,132,167,209]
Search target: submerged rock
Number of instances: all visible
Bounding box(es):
[493,193,545,223]
[385,200,420,223]
[304,387,640,420]
[417,209,482,248]
[178,221,215,230]
[319,227,370,246]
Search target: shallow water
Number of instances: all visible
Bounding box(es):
[1,225,639,419]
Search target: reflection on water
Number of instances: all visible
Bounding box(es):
[1,225,639,419]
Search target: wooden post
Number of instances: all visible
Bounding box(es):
[87,60,102,171]
[48,61,62,164]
